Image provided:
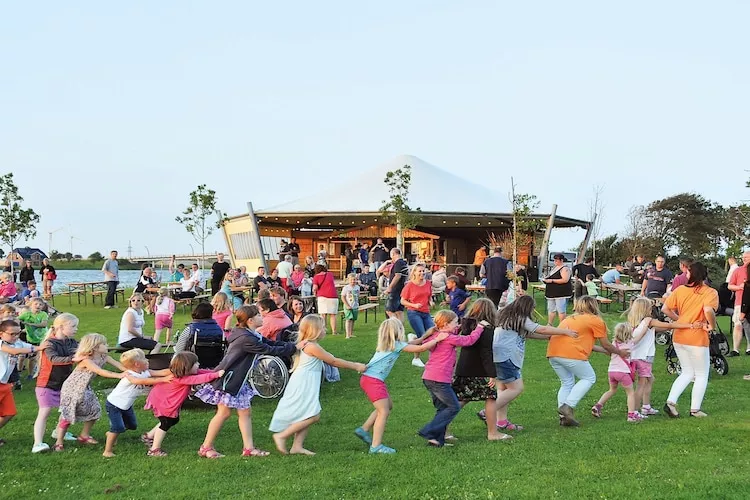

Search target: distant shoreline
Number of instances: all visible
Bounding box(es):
[30,260,144,271]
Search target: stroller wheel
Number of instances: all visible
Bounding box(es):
[712,356,729,376]
[655,332,670,346]
[666,359,681,375]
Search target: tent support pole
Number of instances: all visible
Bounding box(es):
[246,202,267,272]
[576,213,597,265]
[537,205,557,281]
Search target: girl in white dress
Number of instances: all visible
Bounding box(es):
[269,314,366,455]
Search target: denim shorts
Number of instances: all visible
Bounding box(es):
[386,294,404,313]
[495,360,522,384]
[105,400,138,434]
[546,297,568,313]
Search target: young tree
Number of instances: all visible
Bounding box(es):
[380,165,421,252]
[509,178,542,267]
[0,173,40,275]
[587,184,606,263]
[175,185,225,266]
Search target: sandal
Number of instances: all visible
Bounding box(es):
[444,435,458,441]
[147,448,168,457]
[663,402,679,419]
[198,445,225,459]
[242,447,270,457]
[53,444,64,452]
[140,433,154,445]
[690,410,708,418]
[497,421,524,431]
[77,436,99,445]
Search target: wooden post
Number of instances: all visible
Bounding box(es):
[576,213,597,264]
[246,202,267,272]
[537,204,557,281]
[216,209,234,268]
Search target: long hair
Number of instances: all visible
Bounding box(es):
[613,322,633,344]
[156,287,169,306]
[75,333,108,358]
[496,295,536,337]
[292,314,326,371]
[44,312,79,341]
[235,305,260,329]
[409,263,426,282]
[626,297,652,328]
[211,292,231,313]
[465,298,497,326]
[573,295,601,317]
[687,262,708,288]
[376,318,405,352]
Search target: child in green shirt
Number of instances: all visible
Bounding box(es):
[18,298,48,379]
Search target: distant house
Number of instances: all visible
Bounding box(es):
[11,247,48,266]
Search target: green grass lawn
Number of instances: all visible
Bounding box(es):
[2,292,750,499]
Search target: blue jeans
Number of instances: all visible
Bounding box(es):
[407,310,434,338]
[548,357,596,409]
[105,400,137,434]
[419,380,461,446]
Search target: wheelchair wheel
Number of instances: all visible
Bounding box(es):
[249,355,289,399]
[655,331,670,346]
[666,359,681,375]
[712,356,729,376]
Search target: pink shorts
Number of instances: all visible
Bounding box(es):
[360,375,390,403]
[155,314,173,330]
[608,371,634,387]
[35,387,61,408]
[633,360,653,378]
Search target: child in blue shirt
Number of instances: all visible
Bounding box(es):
[444,276,471,318]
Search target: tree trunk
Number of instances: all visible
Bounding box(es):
[396,221,403,254]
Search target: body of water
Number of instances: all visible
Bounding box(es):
[23,268,202,293]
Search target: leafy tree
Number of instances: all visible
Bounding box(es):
[73,254,82,260]
[176,185,225,264]
[509,179,541,267]
[644,193,722,258]
[88,251,104,262]
[380,165,421,252]
[0,249,4,259]
[0,173,40,274]
[585,233,624,266]
[720,204,750,260]
[63,252,73,260]
[50,250,61,260]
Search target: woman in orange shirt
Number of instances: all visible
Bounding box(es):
[662,262,717,418]
[547,296,629,426]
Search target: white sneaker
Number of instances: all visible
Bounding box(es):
[32,443,50,453]
[411,358,425,368]
[51,429,76,441]
[104,306,112,309]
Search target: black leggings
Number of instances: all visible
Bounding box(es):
[158,415,180,431]
[176,291,196,300]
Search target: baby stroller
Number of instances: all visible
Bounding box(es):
[648,292,672,346]
[665,324,730,376]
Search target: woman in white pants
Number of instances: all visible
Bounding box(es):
[662,262,718,418]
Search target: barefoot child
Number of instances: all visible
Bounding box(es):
[341,274,360,339]
[270,314,366,455]
[626,297,698,416]
[32,313,79,453]
[103,349,172,457]
[591,323,643,422]
[1,319,49,447]
[418,310,490,447]
[492,295,578,431]
[196,305,297,458]
[53,333,126,451]
[355,318,448,454]
[143,351,224,457]
[153,288,176,345]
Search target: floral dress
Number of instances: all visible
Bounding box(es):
[58,352,107,424]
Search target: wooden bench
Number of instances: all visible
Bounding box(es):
[339,303,378,329]
[175,294,212,313]
[91,290,106,304]
[595,295,613,311]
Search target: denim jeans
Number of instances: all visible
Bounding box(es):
[548,357,596,408]
[406,310,434,338]
[105,400,137,434]
[419,380,461,446]
[105,280,118,307]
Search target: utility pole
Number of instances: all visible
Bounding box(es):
[127,240,133,259]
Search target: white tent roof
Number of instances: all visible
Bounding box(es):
[257,155,510,214]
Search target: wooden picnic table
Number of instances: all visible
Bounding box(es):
[66,281,110,305]
[601,283,642,309]
[530,283,546,299]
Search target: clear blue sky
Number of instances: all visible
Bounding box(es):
[1,1,748,259]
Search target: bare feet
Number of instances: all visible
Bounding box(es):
[273,433,288,455]
[289,447,315,456]
[102,451,116,458]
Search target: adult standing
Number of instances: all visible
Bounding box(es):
[480,247,510,307]
[727,252,750,356]
[371,238,389,274]
[385,248,408,322]
[344,245,355,276]
[572,257,599,300]
[358,243,369,270]
[630,255,647,285]
[473,246,488,280]
[312,264,338,335]
[400,263,434,368]
[276,255,294,291]
[726,257,739,284]
[210,253,231,296]
[287,237,300,266]
[547,296,627,426]
[641,256,673,298]
[39,258,56,296]
[102,250,119,309]
[543,254,572,325]
[304,256,316,276]
[670,258,693,291]
[662,262,718,418]
[19,260,35,289]
[118,293,161,353]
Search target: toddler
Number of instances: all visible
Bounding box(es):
[591,323,643,422]
[341,274,360,339]
[153,287,176,344]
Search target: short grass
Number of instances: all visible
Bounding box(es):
[2,292,749,499]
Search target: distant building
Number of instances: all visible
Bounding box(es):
[11,247,48,266]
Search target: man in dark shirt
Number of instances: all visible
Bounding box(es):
[385,248,408,321]
[371,238,389,274]
[210,252,231,296]
[572,257,599,299]
[480,247,510,307]
[454,267,470,290]
[288,237,301,266]
[630,255,647,285]
[358,264,377,296]
[641,256,673,297]
[253,266,269,293]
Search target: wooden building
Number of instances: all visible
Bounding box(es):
[221,155,590,278]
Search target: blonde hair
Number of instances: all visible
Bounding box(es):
[44,312,79,340]
[120,348,147,369]
[613,322,633,344]
[292,314,326,371]
[29,297,44,308]
[627,297,652,328]
[75,333,108,358]
[0,272,11,282]
[409,263,426,281]
[156,287,169,306]
[346,273,357,281]
[129,293,145,308]
[573,296,601,317]
[376,318,405,352]
[211,292,231,313]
